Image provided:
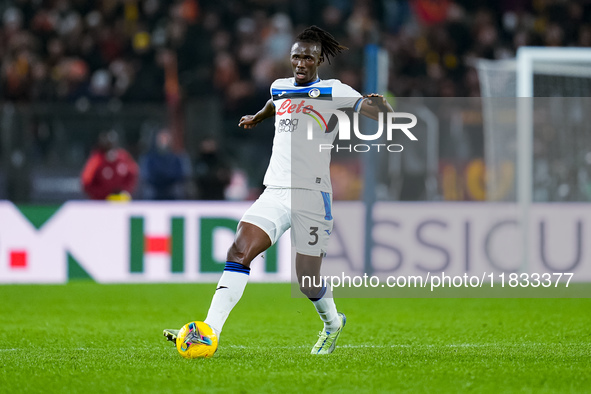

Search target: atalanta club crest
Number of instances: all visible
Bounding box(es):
[308,88,320,98]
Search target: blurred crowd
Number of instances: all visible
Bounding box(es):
[3,0,590,103]
[80,129,232,201]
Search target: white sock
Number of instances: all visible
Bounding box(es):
[310,284,340,333]
[312,297,340,332]
[204,262,250,337]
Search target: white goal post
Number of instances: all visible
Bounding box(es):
[517,47,591,267]
[477,47,591,268]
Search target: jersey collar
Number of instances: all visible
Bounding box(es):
[294,77,320,87]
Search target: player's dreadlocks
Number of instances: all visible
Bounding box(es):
[295,26,347,64]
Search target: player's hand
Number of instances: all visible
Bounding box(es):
[238,115,260,129]
[359,93,394,121]
[363,93,388,108]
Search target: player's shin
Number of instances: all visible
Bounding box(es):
[308,281,341,333]
[204,262,250,337]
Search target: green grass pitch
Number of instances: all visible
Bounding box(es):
[1,282,590,393]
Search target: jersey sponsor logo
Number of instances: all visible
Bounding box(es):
[276,99,314,115]
[278,118,299,133]
[278,91,286,97]
[276,99,330,134]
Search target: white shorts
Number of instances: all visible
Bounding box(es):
[240,187,334,256]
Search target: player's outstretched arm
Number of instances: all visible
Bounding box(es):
[238,99,276,129]
[359,93,394,121]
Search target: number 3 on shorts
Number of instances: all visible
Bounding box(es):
[308,227,319,245]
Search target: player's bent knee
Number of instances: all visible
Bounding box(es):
[226,242,248,266]
[226,222,273,267]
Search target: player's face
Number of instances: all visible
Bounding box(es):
[290,42,322,84]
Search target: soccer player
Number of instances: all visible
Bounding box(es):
[165,25,392,354]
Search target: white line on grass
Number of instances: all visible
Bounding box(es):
[2,343,586,352]
[225,343,589,350]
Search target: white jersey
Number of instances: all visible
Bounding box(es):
[262,77,363,192]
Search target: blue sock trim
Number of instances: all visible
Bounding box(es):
[224,261,250,275]
[308,282,327,302]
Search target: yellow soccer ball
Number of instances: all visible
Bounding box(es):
[176,321,218,359]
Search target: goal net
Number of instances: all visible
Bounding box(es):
[477,48,591,203]
[476,47,591,268]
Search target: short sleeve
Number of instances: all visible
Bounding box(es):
[331,81,363,112]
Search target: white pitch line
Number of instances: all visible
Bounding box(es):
[225,343,590,350]
[2,343,587,352]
